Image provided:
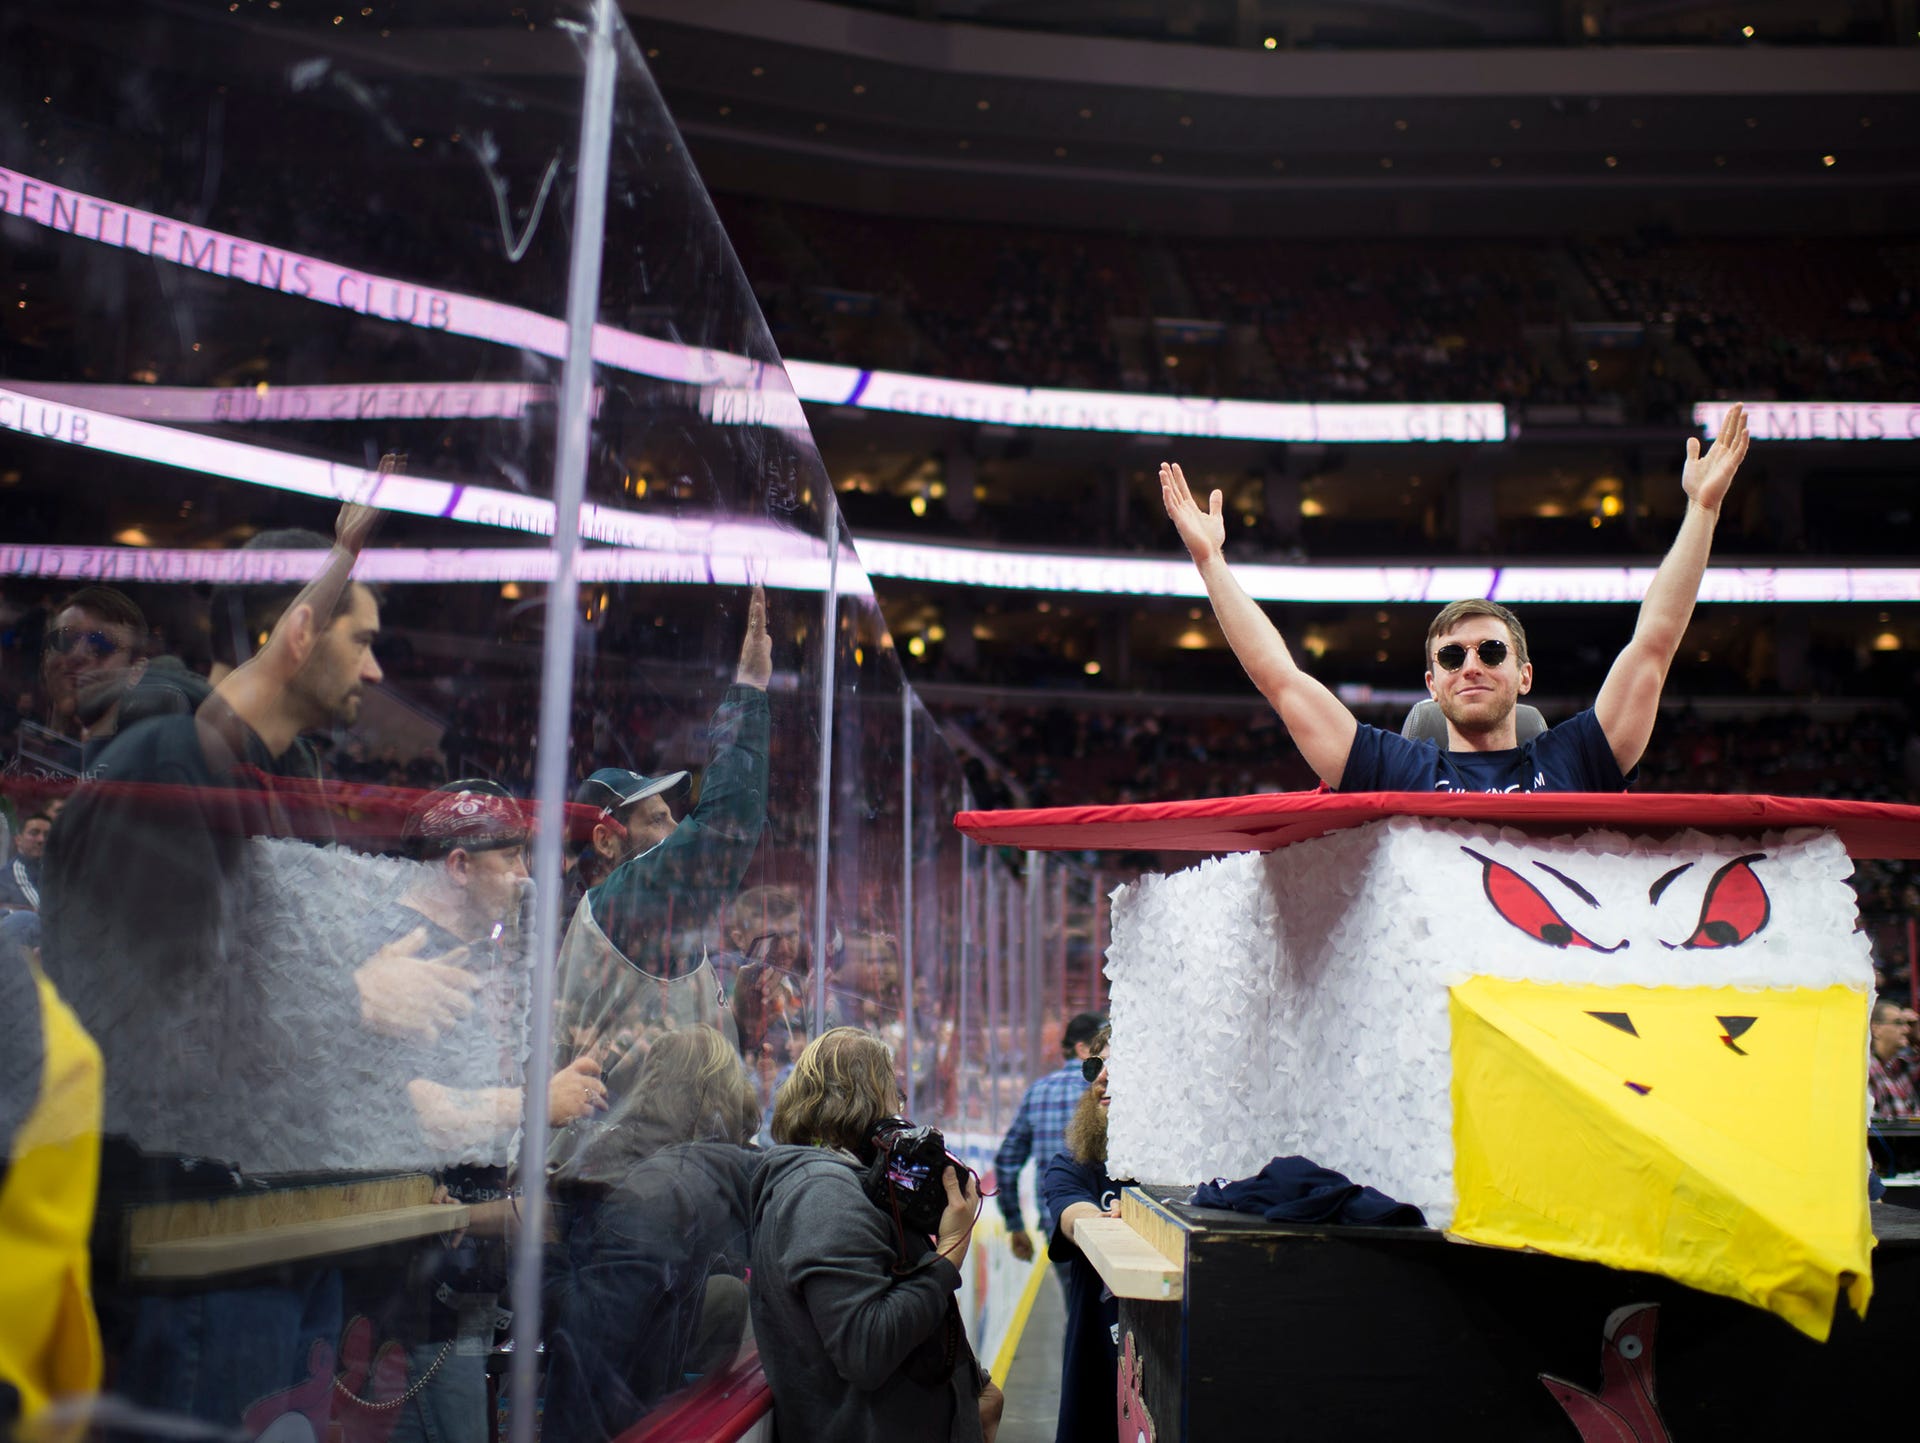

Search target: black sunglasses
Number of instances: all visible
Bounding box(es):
[1081,1055,1108,1083]
[1434,639,1510,672]
[46,627,124,659]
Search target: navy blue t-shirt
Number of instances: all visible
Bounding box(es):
[1338,706,1630,794]
[1042,1153,1122,1443]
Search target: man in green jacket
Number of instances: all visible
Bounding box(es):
[551,587,772,1159]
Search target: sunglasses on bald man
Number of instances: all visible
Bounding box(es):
[1434,639,1510,672]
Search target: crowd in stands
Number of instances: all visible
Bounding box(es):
[723,196,1920,417]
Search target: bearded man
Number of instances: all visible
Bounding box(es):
[1039,1027,1129,1443]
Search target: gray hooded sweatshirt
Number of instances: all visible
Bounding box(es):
[749,1145,984,1443]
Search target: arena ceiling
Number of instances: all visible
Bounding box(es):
[621,0,1920,233]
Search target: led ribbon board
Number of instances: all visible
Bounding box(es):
[5,536,1919,605]
[1697,400,1920,442]
[0,165,1505,445]
[5,383,1918,604]
[0,386,857,596]
[776,363,1505,444]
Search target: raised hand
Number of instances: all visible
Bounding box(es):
[1682,401,1749,515]
[1160,461,1226,565]
[735,583,772,688]
[332,453,400,553]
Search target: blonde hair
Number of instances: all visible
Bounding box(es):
[626,1026,761,1147]
[770,1027,898,1151]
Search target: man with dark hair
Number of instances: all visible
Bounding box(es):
[995,1010,1105,1267]
[1870,997,1919,1120]
[1040,1027,1125,1443]
[39,490,484,1436]
[41,585,148,747]
[1160,402,1752,793]
[0,812,48,913]
[206,527,350,682]
[551,587,772,1152]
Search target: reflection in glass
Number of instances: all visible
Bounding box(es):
[0,3,996,1440]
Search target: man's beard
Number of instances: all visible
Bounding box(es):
[1438,692,1512,738]
[1066,1083,1107,1165]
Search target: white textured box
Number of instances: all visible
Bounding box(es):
[1104,816,1871,1228]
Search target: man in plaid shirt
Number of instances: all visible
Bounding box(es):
[1870,997,1919,1120]
[996,1012,1106,1264]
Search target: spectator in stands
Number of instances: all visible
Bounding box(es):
[725,883,814,1063]
[1870,997,1918,1120]
[545,1026,761,1442]
[1040,1025,1126,1443]
[41,586,148,753]
[0,586,148,786]
[750,1027,998,1443]
[0,811,48,912]
[995,1011,1104,1270]
[550,587,772,1163]
[1159,402,1752,792]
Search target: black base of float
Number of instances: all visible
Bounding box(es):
[1118,1186,1917,1443]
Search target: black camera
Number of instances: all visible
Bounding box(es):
[862,1116,972,1237]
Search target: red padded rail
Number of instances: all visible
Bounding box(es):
[954,791,1920,859]
[614,1350,772,1443]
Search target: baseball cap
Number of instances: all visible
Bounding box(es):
[573,767,690,816]
[1063,1012,1107,1050]
[404,779,531,858]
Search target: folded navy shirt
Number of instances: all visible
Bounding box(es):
[1189,1156,1426,1227]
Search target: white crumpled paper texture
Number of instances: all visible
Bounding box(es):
[1106,816,1869,1228]
[158,838,534,1176]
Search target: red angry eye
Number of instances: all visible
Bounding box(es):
[1682,854,1769,949]
[1462,848,1623,952]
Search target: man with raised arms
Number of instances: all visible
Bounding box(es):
[1159,402,1750,793]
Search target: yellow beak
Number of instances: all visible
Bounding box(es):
[1449,977,1872,1340]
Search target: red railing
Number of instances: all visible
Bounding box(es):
[614,1351,773,1443]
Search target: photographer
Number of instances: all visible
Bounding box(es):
[750,1027,1002,1442]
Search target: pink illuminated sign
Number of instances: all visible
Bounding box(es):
[1695,400,1920,442]
[0,165,1506,445]
[1,538,1911,605]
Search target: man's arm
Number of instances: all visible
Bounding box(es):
[1161,463,1357,787]
[1593,403,1750,776]
[231,493,382,691]
[1040,1154,1115,1248]
[993,1093,1035,1229]
[593,589,772,959]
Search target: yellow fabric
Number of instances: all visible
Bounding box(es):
[1449,978,1872,1341]
[0,966,104,1417]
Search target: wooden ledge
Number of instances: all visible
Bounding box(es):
[130,1202,471,1279]
[1074,1216,1184,1301]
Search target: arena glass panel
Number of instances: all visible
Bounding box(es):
[0,3,594,1440]
[908,693,966,1135]
[533,9,846,1439]
[822,516,913,1104]
[0,3,994,1440]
